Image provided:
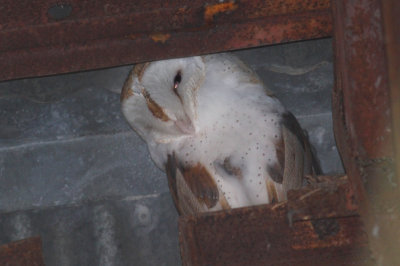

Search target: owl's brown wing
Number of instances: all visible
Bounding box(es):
[165,154,230,215]
[267,112,319,202]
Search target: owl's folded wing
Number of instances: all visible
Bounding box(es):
[267,112,317,202]
[165,154,230,215]
[165,112,318,214]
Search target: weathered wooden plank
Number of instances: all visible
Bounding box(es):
[0,0,332,81]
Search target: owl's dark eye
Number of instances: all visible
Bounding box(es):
[173,71,182,90]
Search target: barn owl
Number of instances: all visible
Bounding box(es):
[121,54,318,215]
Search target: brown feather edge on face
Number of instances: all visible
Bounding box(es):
[120,69,135,102]
[120,63,150,102]
[141,90,170,122]
[133,62,150,82]
[121,63,170,122]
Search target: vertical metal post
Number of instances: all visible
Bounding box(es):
[332,0,400,264]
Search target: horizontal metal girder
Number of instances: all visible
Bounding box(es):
[0,0,332,81]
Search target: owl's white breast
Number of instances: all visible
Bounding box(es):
[155,54,286,208]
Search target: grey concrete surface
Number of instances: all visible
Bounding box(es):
[0,37,342,266]
[0,133,166,212]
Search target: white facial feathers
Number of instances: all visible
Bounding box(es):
[121,56,205,142]
[140,57,204,128]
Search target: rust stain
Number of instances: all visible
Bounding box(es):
[179,189,370,266]
[0,237,45,266]
[0,0,332,81]
[204,2,238,22]
[150,33,171,43]
[126,33,138,40]
[332,1,399,264]
[291,220,354,250]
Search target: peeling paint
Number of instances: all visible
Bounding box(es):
[150,33,171,43]
[126,34,138,40]
[204,2,238,22]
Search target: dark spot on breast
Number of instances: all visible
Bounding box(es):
[221,157,243,179]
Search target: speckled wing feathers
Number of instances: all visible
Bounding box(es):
[266,112,315,202]
[166,154,231,215]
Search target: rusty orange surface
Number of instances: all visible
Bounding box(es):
[0,0,332,81]
[204,2,238,22]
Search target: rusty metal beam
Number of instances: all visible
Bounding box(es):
[179,176,373,266]
[0,237,45,266]
[0,0,332,81]
[332,0,400,264]
[382,0,400,191]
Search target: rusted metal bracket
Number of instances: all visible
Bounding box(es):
[0,0,332,81]
[332,0,400,264]
[179,176,374,266]
[0,237,45,266]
